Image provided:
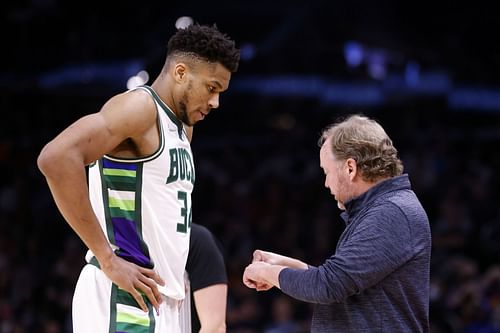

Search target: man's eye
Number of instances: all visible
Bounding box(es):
[208,86,215,92]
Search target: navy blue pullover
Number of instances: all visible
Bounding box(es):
[279,174,431,332]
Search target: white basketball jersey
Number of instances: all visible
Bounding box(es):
[179,271,192,333]
[87,85,194,300]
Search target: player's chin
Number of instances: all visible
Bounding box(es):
[190,114,204,125]
[185,117,196,126]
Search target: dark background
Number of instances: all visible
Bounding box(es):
[1,1,500,332]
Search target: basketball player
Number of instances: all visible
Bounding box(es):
[37,24,239,332]
[179,223,228,333]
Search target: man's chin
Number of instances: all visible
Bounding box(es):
[337,201,346,211]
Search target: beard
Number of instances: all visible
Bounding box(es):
[178,97,191,126]
[178,92,192,126]
[178,81,193,126]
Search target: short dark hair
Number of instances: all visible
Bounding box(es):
[167,24,240,72]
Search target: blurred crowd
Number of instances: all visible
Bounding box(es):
[3,2,500,332]
[0,90,500,333]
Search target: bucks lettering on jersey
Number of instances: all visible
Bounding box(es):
[87,85,195,300]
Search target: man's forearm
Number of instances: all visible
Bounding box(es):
[281,257,309,270]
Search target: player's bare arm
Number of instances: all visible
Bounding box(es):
[37,89,164,312]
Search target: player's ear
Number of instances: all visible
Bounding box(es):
[174,63,187,83]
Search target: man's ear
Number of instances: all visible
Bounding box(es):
[346,158,357,180]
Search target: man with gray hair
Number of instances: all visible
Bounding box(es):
[243,114,431,332]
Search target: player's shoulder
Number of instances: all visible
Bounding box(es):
[114,88,156,111]
[100,88,157,125]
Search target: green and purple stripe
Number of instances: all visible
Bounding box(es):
[109,284,156,333]
[100,159,152,268]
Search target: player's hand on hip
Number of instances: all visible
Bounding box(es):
[100,255,165,313]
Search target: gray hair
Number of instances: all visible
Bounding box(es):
[319,114,403,182]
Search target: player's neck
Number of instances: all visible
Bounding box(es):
[151,79,177,116]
